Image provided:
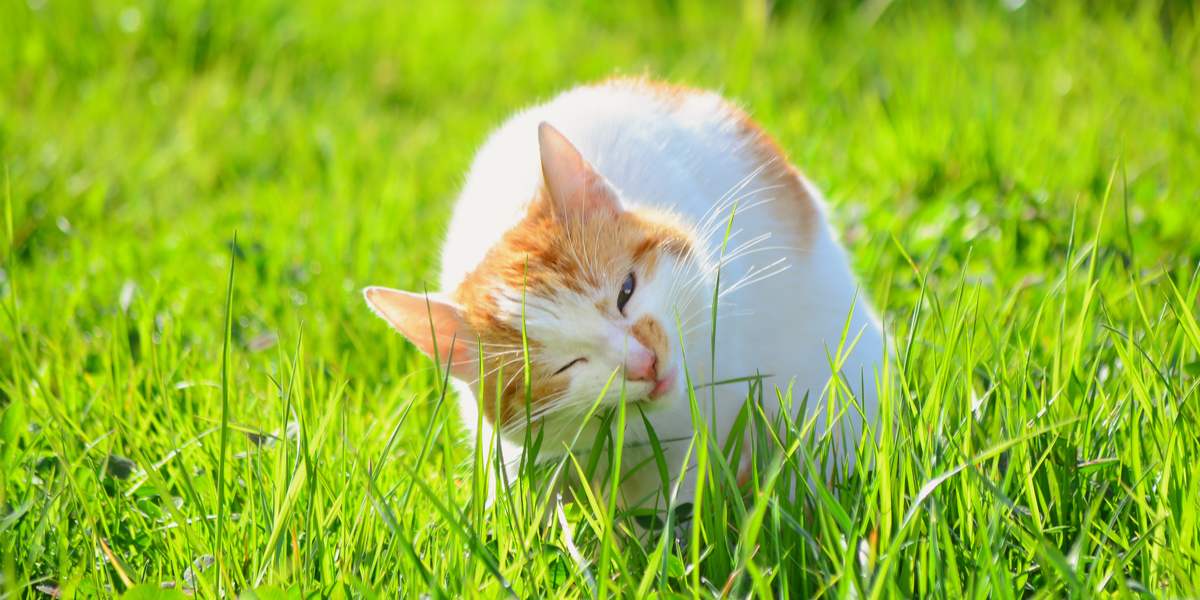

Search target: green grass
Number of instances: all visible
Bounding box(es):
[3,0,1200,596]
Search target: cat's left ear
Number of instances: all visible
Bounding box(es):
[362,286,480,380]
[538,122,622,220]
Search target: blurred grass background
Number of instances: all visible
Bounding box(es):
[2,0,1199,597]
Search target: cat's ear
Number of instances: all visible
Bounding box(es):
[363,287,479,380]
[538,122,622,220]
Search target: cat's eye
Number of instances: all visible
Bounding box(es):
[617,272,636,315]
[553,357,586,376]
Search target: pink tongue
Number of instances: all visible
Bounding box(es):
[650,377,671,398]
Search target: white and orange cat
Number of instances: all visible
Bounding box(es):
[364,78,884,509]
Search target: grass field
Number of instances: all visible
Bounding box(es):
[3,0,1200,597]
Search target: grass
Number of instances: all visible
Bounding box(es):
[2,0,1200,596]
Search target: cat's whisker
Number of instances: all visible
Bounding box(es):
[475,347,526,360]
[475,358,524,378]
[692,163,773,234]
[674,198,785,301]
[693,185,785,249]
[670,264,722,305]
[662,189,786,304]
[478,363,522,385]
[719,245,803,268]
[521,397,578,425]
[695,194,783,253]
[500,391,580,433]
[675,299,747,328]
[696,195,777,254]
[471,338,524,347]
[667,228,801,308]
[480,352,535,377]
[680,310,755,337]
[713,230,772,261]
[499,363,535,394]
[719,260,792,299]
[694,190,781,243]
[484,352,526,369]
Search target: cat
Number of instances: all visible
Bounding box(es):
[364,77,884,511]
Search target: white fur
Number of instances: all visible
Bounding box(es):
[438,83,885,507]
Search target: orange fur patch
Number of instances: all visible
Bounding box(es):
[631,316,669,367]
[728,111,819,248]
[453,187,695,429]
[453,335,570,428]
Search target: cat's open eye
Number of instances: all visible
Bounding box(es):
[553,357,586,376]
[617,272,636,315]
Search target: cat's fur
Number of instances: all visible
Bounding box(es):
[364,78,883,509]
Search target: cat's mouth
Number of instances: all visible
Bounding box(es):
[647,367,676,399]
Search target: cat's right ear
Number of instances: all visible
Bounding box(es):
[538,122,622,221]
[362,287,479,380]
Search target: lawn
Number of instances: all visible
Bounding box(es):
[2,0,1199,597]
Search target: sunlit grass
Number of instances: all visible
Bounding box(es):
[2,0,1199,597]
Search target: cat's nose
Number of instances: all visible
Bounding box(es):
[624,346,658,381]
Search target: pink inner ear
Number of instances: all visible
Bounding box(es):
[537,122,622,219]
[362,287,480,379]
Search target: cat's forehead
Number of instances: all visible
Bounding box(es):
[453,196,695,334]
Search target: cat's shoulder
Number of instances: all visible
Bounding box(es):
[583,77,820,243]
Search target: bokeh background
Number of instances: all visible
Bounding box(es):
[4,1,1196,366]
[2,0,1199,596]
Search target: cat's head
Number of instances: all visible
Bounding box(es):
[364,123,711,439]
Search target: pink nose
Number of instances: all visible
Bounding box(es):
[624,345,658,381]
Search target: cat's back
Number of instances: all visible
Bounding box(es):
[439,78,813,290]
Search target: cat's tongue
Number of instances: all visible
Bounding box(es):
[649,368,676,399]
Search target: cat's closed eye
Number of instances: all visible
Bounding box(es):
[553,357,587,375]
[617,272,636,315]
